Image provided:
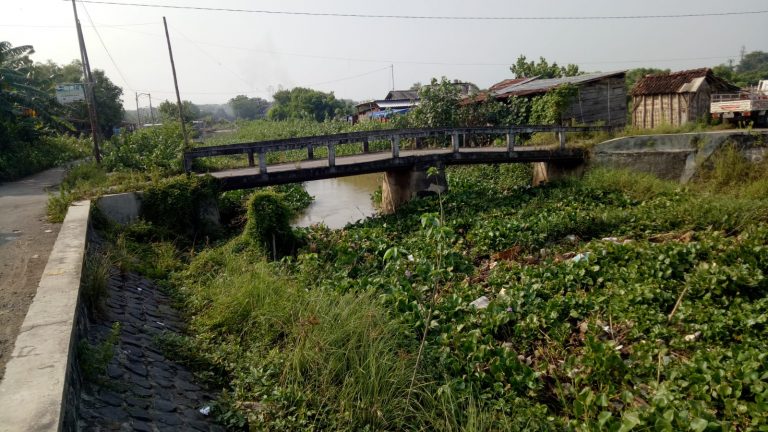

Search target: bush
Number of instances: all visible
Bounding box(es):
[0,134,90,182]
[243,191,294,258]
[102,123,185,173]
[140,174,219,237]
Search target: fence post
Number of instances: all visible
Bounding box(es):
[363,138,369,153]
[452,132,459,153]
[307,144,314,160]
[506,133,516,153]
[247,149,255,167]
[559,130,566,150]
[392,135,400,158]
[259,151,267,176]
[328,144,336,167]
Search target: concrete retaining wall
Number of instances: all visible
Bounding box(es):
[0,201,90,432]
[591,131,767,183]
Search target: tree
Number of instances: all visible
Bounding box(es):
[267,87,351,122]
[228,95,270,120]
[409,77,462,128]
[0,42,66,144]
[712,51,768,88]
[510,55,580,79]
[30,59,124,137]
[158,100,200,123]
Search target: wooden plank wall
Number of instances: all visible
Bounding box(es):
[563,77,627,127]
[631,82,713,129]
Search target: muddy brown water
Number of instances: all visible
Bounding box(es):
[292,173,381,229]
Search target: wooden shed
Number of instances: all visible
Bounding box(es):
[466,71,628,127]
[630,68,739,129]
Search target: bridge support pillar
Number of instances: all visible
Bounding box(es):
[532,160,585,186]
[381,165,447,214]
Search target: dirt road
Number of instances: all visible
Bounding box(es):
[0,167,66,380]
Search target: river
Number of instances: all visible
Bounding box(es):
[292,173,382,229]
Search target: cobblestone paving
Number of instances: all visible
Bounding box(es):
[78,270,224,431]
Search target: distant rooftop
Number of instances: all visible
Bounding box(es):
[495,71,626,98]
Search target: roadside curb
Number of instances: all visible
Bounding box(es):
[0,200,90,432]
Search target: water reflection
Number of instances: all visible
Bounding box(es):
[292,174,382,229]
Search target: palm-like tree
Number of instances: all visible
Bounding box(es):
[0,41,65,139]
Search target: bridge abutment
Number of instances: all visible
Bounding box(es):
[381,166,448,214]
[532,160,585,186]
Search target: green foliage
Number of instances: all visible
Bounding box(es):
[243,191,294,257]
[228,95,270,120]
[158,99,200,123]
[102,123,185,173]
[140,174,219,237]
[268,87,352,122]
[529,83,579,125]
[81,250,112,313]
[410,77,463,128]
[714,50,768,87]
[510,55,580,79]
[172,239,420,430]
[0,134,89,182]
[78,322,121,381]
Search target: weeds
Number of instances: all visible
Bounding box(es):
[81,250,112,314]
[78,322,121,381]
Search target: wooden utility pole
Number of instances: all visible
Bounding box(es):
[162,17,189,150]
[70,0,101,163]
[135,92,141,127]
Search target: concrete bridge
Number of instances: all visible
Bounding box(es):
[184,126,608,212]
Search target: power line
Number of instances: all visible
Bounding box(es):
[80,2,134,91]
[73,1,768,20]
[0,22,156,28]
[308,66,390,87]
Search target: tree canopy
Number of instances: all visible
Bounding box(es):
[267,87,351,122]
[228,95,270,120]
[510,55,581,79]
[1,42,67,144]
[29,59,124,137]
[158,100,200,123]
[713,50,768,87]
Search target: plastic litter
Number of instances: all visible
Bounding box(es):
[570,252,591,263]
[469,296,490,309]
[199,406,211,416]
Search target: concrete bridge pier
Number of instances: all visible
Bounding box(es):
[532,160,585,186]
[381,165,448,214]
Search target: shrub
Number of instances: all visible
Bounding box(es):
[140,174,219,237]
[0,134,90,182]
[243,191,294,258]
[102,123,185,173]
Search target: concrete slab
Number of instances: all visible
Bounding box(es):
[0,201,90,432]
[97,192,141,225]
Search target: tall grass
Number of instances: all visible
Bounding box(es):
[178,239,423,430]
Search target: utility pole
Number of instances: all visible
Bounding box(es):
[135,91,141,127]
[390,64,395,91]
[163,17,189,150]
[71,0,101,163]
[148,93,156,124]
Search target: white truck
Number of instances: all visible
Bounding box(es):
[710,80,768,127]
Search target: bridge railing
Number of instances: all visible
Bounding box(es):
[183,125,611,173]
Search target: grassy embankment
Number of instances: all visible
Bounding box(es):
[95,137,768,431]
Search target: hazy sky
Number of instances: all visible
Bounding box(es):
[4,0,767,109]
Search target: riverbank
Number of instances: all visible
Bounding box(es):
[99,142,768,430]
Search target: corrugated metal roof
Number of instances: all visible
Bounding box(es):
[496,70,626,98]
[376,100,420,109]
[630,68,739,96]
[385,90,419,100]
[489,78,529,92]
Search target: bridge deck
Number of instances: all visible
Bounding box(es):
[208,145,584,190]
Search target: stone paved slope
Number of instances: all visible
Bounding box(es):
[78,270,223,431]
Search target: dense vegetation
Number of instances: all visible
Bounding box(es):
[101,140,768,431]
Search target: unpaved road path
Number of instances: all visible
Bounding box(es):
[0,167,65,380]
